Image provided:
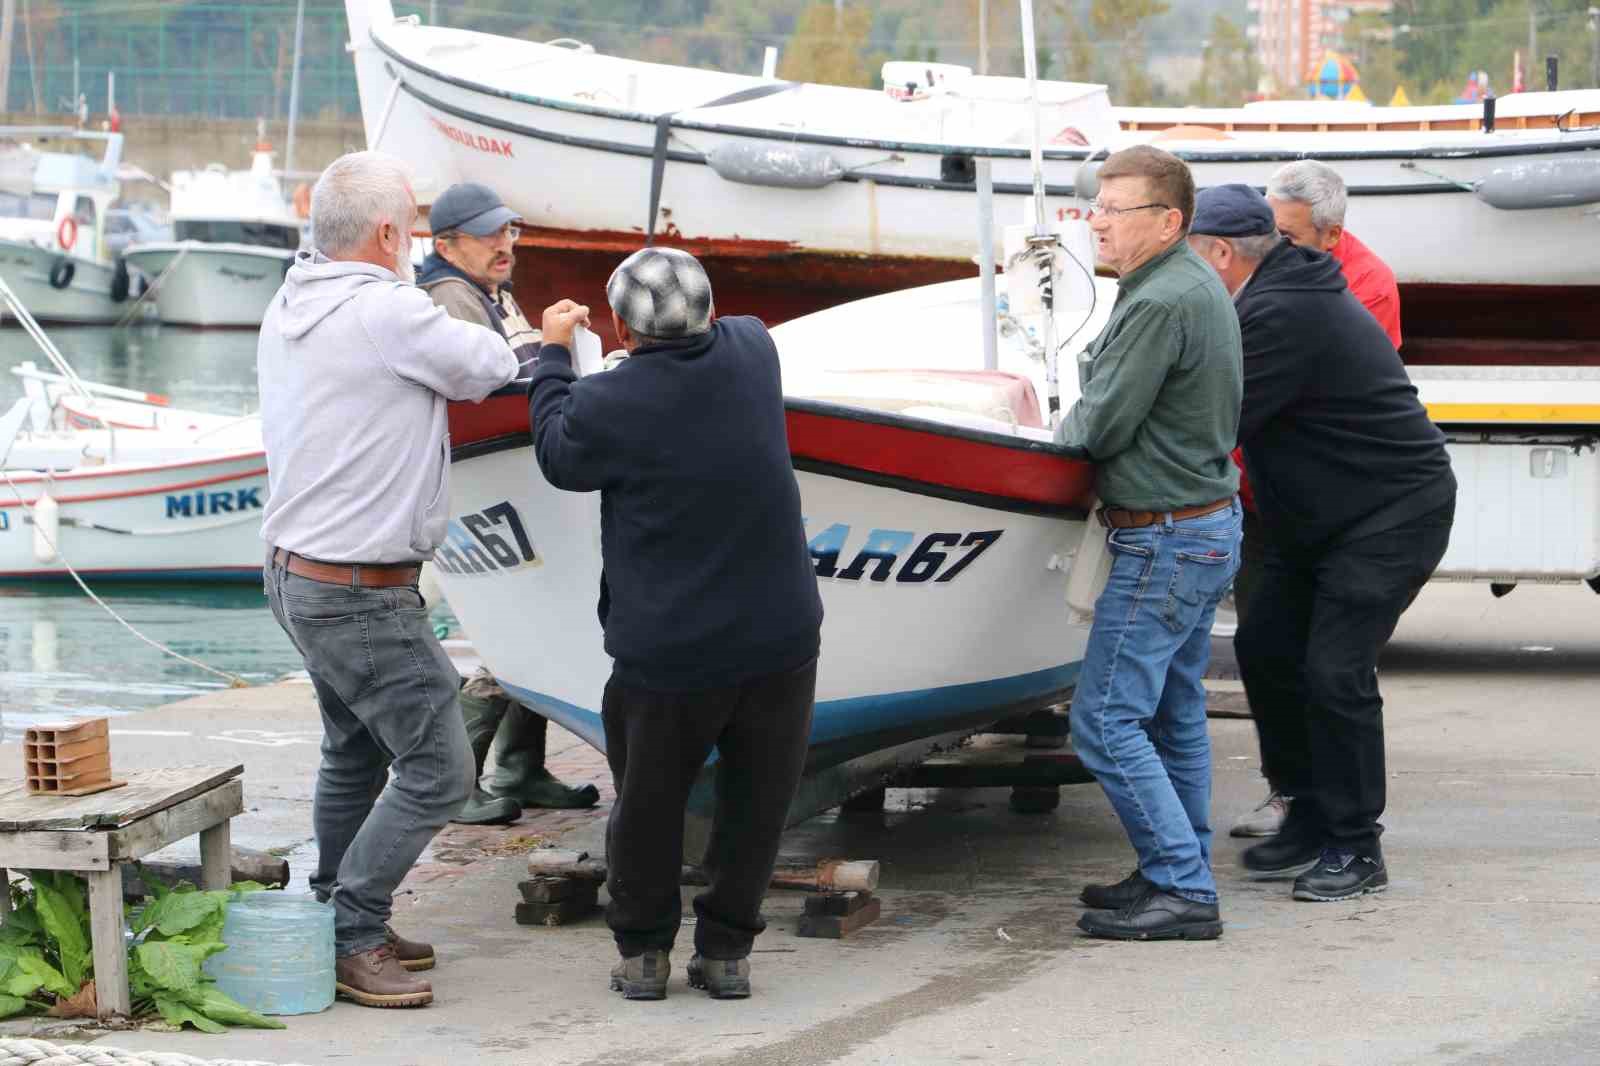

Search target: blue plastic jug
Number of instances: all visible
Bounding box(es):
[203,892,334,1015]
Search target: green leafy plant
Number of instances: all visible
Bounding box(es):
[0,869,284,1031]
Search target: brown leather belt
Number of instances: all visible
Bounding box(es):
[271,548,421,589]
[1097,498,1233,530]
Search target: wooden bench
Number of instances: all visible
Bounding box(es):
[0,764,245,1018]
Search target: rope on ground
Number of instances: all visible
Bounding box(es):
[0,1039,314,1066]
[0,470,252,689]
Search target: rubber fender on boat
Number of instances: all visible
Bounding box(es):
[32,493,59,564]
[110,258,130,302]
[1474,157,1600,210]
[706,141,844,189]
[47,257,75,290]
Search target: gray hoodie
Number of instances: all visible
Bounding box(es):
[258,250,517,563]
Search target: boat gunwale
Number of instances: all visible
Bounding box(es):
[373,26,1600,167]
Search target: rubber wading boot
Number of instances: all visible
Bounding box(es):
[687,955,752,999]
[486,708,601,810]
[335,944,433,1008]
[450,688,521,826]
[610,951,670,1000]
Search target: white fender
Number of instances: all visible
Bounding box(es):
[32,493,59,564]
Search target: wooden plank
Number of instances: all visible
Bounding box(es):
[105,780,244,862]
[0,765,242,832]
[198,819,232,891]
[803,891,873,917]
[86,868,130,1017]
[517,877,588,904]
[0,831,110,871]
[514,897,599,927]
[797,896,882,939]
[50,779,128,799]
[0,868,9,917]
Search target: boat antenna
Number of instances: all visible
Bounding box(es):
[1018,0,1062,426]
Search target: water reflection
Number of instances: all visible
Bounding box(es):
[0,321,260,414]
[0,323,283,729]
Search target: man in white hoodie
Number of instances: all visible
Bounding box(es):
[258,151,518,1008]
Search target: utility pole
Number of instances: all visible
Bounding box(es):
[0,0,16,113]
[979,0,990,74]
[1590,6,1599,88]
[1528,1,1537,77]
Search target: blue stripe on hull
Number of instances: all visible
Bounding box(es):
[501,660,1082,757]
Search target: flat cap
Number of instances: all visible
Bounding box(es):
[606,247,713,340]
[1191,183,1277,238]
[430,182,521,237]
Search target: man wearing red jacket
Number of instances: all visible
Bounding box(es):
[1228,159,1405,839]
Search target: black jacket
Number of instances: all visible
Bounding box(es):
[1236,241,1455,555]
[528,316,823,691]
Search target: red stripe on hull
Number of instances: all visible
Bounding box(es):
[448,394,1094,510]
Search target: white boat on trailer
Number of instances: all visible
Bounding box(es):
[343,0,1600,352]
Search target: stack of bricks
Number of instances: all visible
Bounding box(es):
[24,718,123,797]
[797,889,881,939]
[514,875,600,926]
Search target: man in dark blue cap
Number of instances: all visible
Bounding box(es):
[1189,183,1456,903]
[418,182,600,824]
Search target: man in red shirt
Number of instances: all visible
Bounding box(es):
[1227,159,1405,838]
[1267,160,1402,348]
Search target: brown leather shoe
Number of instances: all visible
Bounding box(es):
[385,923,435,972]
[335,944,433,1008]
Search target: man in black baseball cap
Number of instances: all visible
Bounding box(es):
[1189,182,1456,905]
[418,183,600,824]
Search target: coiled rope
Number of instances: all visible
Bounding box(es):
[0,470,251,689]
[0,1039,313,1066]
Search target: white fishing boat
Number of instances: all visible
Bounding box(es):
[0,346,267,583]
[0,128,138,325]
[343,0,1600,361]
[122,140,303,328]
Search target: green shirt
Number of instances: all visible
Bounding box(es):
[1055,240,1242,511]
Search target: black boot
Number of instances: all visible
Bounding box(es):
[1293,848,1388,902]
[1240,799,1324,875]
[486,708,600,810]
[451,687,521,826]
[1076,888,1223,941]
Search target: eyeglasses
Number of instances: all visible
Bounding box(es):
[445,224,521,242]
[1089,201,1171,219]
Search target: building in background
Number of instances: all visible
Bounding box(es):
[1248,0,1394,97]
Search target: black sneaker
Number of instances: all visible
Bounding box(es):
[1240,831,1322,875]
[610,950,670,1000]
[1076,887,1223,942]
[1293,849,1388,902]
[687,954,751,999]
[1079,869,1152,910]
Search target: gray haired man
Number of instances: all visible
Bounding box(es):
[259,151,519,1007]
[528,248,823,1001]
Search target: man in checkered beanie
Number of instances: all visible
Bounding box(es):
[528,248,823,1003]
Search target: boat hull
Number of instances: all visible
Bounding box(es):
[434,392,1096,820]
[0,241,122,325]
[0,450,269,581]
[123,243,294,328]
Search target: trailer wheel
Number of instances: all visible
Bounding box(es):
[48,258,75,290]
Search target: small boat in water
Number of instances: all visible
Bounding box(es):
[0,127,140,325]
[0,363,266,582]
[123,140,303,328]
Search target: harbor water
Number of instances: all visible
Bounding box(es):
[0,325,301,735]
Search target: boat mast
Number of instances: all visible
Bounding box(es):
[1018,0,1061,425]
[285,0,306,174]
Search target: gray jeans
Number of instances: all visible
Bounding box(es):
[265,555,474,956]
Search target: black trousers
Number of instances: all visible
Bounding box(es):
[1234,499,1454,854]
[601,658,816,960]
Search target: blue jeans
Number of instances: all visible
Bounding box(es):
[1070,502,1242,905]
[265,553,475,956]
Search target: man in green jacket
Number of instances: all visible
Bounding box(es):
[1056,145,1244,941]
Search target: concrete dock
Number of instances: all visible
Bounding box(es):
[1,581,1596,1065]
